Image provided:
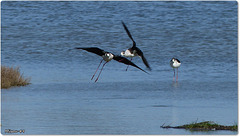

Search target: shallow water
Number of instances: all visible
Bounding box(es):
[1,1,238,135]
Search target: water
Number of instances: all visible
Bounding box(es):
[1,1,238,135]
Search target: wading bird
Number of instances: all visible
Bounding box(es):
[121,21,151,71]
[75,47,148,82]
[170,58,181,82]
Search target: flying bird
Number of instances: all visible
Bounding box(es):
[121,21,151,71]
[75,47,148,82]
[170,58,181,82]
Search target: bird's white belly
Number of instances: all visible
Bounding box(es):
[172,62,181,68]
[122,50,137,57]
[102,54,113,62]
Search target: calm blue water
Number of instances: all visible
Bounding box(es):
[1,1,238,135]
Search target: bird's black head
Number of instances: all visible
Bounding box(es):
[121,51,125,56]
[170,58,175,62]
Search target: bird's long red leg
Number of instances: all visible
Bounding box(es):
[173,69,175,82]
[176,68,178,82]
[91,59,103,80]
[95,61,107,82]
[126,57,132,71]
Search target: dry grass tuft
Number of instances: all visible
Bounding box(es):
[1,66,31,89]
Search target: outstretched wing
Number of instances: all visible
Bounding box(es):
[134,47,151,71]
[122,21,136,47]
[113,55,148,74]
[75,47,106,56]
[140,54,151,71]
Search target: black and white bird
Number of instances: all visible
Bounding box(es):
[121,21,151,71]
[170,58,181,82]
[75,47,148,82]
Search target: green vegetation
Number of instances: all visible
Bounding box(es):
[161,121,238,131]
[1,66,30,89]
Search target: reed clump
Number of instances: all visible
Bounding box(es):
[1,66,30,89]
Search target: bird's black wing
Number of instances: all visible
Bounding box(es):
[75,47,106,56]
[140,54,151,71]
[113,55,148,74]
[122,21,136,47]
[176,58,181,63]
[135,48,151,71]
